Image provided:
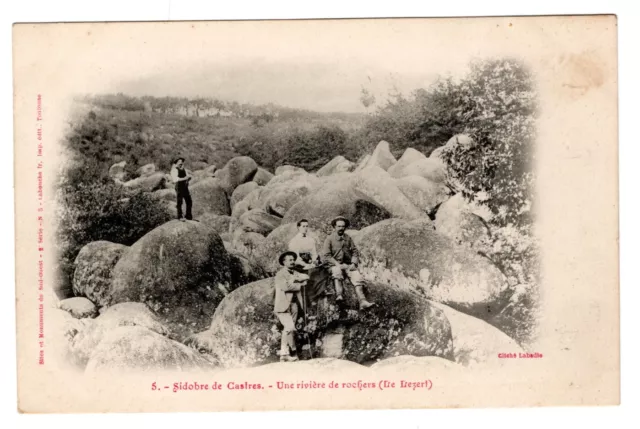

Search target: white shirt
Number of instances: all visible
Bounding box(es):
[288,232,319,266]
[170,166,190,184]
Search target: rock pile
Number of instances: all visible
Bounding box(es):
[56,140,524,375]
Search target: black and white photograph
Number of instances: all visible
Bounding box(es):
[12,16,619,412]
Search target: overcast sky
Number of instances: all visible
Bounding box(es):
[85,19,493,113]
[23,19,548,113]
[113,58,458,113]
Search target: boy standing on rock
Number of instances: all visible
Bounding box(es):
[170,157,193,221]
[274,251,309,362]
[322,216,375,310]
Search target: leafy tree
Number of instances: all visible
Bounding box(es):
[438,58,538,227]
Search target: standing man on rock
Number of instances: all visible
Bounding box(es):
[170,157,193,221]
[322,216,375,310]
[274,251,309,362]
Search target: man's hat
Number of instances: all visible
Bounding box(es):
[278,251,298,266]
[331,216,350,228]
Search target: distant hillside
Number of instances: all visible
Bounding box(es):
[75,93,365,124]
[64,95,368,183]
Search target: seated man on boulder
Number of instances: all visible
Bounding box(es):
[288,218,320,270]
[274,251,310,362]
[288,218,332,312]
[321,216,375,310]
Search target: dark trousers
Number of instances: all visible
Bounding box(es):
[176,185,192,220]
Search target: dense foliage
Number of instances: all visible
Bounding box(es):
[437,59,537,228]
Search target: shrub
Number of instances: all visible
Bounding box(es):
[275,125,350,171]
[54,163,172,297]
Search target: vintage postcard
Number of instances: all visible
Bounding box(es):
[13,16,618,413]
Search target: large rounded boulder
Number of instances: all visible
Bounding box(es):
[215,156,258,194]
[395,175,451,215]
[136,163,156,177]
[59,297,98,319]
[387,148,427,177]
[435,193,491,251]
[282,177,391,235]
[389,158,447,183]
[122,172,167,193]
[231,230,267,258]
[110,220,231,303]
[230,181,259,209]
[198,213,232,236]
[227,250,268,287]
[316,156,355,177]
[109,220,233,338]
[430,302,523,368]
[189,177,231,217]
[354,218,509,320]
[243,187,267,210]
[46,308,92,371]
[262,179,317,218]
[184,277,454,368]
[190,168,215,185]
[73,241,128,308]
[275,165,306,176]
[239,209,282,236]
[152,188,177,203]
[70,302,169,367]
[362,141,397,171]
[84,326,216,375]
[252,167,274,186]
[109,161,127,182]
[353,166,425,220]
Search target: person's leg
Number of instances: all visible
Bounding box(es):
[290,300,299,330]
[184,190,193,220]
[276,312,296,358]
[176,188,184,219]
[276,312,297,360]
[348,269,375,310]
[330,266,344,301]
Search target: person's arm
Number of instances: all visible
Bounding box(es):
[171,167,189,183]
[275,270,302,293]
[322,236,340,266]
[348,235,360,266]
[294,272,310,282]
[170,167,180,183]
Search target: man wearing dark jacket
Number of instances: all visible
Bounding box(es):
[321,216,374,310]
